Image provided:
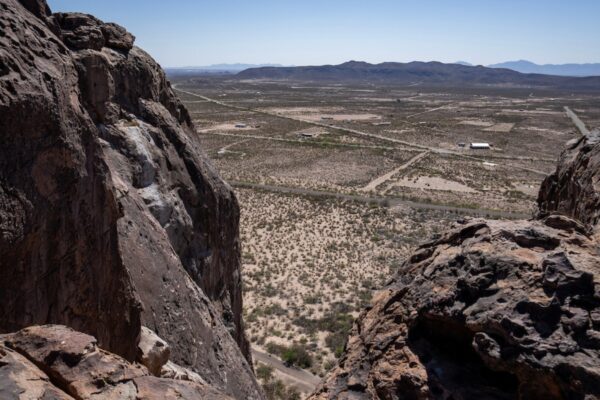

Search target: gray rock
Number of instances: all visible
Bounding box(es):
[138,326,171,376]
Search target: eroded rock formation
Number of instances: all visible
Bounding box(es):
[538,131,600,229]
[0,325,233,399]
[309,135,600,399]
[0,0,260,397]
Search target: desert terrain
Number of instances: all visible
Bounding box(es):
[171,75,600,395]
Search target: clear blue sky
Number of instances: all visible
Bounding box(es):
[47,0,600,68]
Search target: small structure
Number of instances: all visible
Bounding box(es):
[235,123,247,128]
[470,142,491,150]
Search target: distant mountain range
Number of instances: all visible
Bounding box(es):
[236,60,600,91]
[487,60,600,77]
[165,63,285,76]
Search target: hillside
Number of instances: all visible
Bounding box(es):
[236,61,600,91]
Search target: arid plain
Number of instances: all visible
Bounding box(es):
[172,76,600,395]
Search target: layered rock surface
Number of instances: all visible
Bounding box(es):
[0,0,260,398]
[0,325,233,399]
[309,136,600,399]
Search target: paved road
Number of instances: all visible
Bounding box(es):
[252,347,321,394]
[565,106,590,136]
[232,181,531,220]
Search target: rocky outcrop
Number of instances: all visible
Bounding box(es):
[309,136,600,399]
[0,0,260,398]
[0,325,233,399]
[538,132,600,231]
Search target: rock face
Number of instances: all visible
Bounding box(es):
[309,136,600,399]
[0,0,260,398]
[538,132,600,230]
[0,325,233,399]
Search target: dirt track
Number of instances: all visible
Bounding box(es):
[361,151,430,192]
[231,181,531,220]
[252,347,321,394]
[565,106,590,136]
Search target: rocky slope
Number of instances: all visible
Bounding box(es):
[309,135,600,399]
[0,0,261,398]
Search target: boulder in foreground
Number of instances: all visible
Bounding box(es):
[0,325,233,399]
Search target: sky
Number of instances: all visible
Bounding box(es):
[47,0,600,68]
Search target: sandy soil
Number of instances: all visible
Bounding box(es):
[265,106,344,114]
[362,152,429,192]
[290,127,328,137]
[302,113,381,122]
[484,122,515,132]
[239,189,454,376]
[390,175,478,193]
[198,122,257,132]
[513,182,540,197]
[501,109,564,116]
[458,119,494,127]
[354,97,397,102]
[521,126,565,135]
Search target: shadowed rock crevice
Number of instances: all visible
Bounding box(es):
[407,315,519,400]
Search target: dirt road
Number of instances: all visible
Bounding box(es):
[361,151,430,192]
[565,106,590,136]
[232,181,531,219]
[252,347,321,394]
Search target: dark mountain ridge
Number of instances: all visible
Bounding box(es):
[237,60,600,91]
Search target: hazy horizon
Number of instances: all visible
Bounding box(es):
[47,0,600,68]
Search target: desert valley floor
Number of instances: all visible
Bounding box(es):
[171,76,600,395]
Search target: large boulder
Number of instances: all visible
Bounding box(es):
[0,325,233,399]
[0,0,260,398]
[309,136,600,399]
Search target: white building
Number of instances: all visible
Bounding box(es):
[470,142,491,149]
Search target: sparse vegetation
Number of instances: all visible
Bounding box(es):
[176,78,579,377]
[255,362,302,400]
